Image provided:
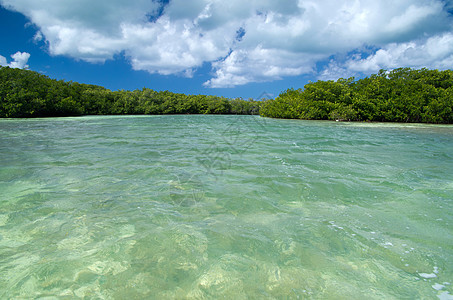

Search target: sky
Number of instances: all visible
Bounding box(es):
[1,0,453,99]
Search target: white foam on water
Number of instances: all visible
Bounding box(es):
[438,291,453,300]
[419,273,437,279]
[433,283,445,290]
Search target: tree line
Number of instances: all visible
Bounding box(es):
[260,68,453,123]
[0,66,260,117]
[1,66,452,123]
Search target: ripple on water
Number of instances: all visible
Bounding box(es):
[0,116,452,298]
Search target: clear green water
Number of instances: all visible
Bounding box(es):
[0,115,452,299]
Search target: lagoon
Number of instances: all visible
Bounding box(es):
[0,115,452,298]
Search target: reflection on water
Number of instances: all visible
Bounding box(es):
[0,116,452,298]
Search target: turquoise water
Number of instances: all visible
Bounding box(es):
[0,115,452,299]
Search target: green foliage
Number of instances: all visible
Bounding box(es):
[2,66,451,123]
[260,68,453,124]
[0,67,259,118]
[260,88,302,119]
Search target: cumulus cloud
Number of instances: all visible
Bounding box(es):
[205,47,323,87]
[1,0,452,86]
[0,51,31,69]
[319,32,453,78]
[345,32,453,72]
[121,16,235,75]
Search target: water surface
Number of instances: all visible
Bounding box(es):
[0,115,452,298]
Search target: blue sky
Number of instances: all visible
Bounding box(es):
[1,1,453,100]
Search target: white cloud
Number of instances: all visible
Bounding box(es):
[0,52,31,69]
[343,32,453,73]
[9,52,30,69]
[0,55,6,66]
[319,60,356,81]
[205,47,323,88]
[385,4,440,33]
[1,0,452,86]
[1,0,160,62]
[33,31,43,43]
[121,16,236,75]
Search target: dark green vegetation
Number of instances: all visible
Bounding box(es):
[0,67,260,117]
[1,66,452,123]
[261,68,453,123]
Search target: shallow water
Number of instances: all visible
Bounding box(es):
[0,115,452,299]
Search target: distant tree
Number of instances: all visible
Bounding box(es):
[259,68,453,124]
